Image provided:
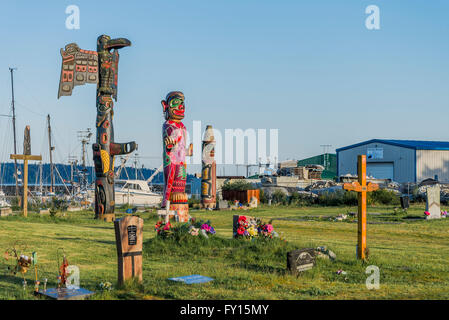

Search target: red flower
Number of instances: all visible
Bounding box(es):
[237,226,245,235]
[238,216,247,223]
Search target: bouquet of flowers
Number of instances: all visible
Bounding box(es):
[155,218,216,239]
[154,220,173,238]
[190,218,216,238]
[235,215,258,239]
[235,216,279,240]
[257,219,278,239]
[98,281,113,291]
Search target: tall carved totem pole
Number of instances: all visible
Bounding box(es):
[201,125,216,209]
[58,35,137,220]
[161,91,193,222]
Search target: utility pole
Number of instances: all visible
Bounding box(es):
[77,129,92,195]
[47,114,55,193]
[134,153,139,180]
[68,155,77,198]
[320,144,332,169]
[9,67,19,197]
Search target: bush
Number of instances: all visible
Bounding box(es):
[272,190,288,205]
[259,188,266,204]
[288,191,315,206]
[317,190,358,206]
[222,180,256,191]
[368,189,400,205]
[188,195,201,208]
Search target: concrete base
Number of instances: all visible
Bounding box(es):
[0,207,13,216]
[67,206,82,212]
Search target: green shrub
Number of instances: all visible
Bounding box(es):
[368,189,400,205]
[272,190,288,205]
[317,190,358,206]
[259,188,266,204]
[222,180,256,191]
[188,195,201,207]
[288,191,315,206]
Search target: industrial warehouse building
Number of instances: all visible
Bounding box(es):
[336,139,449,183]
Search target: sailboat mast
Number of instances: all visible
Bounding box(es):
[9,67,18,197]
[47,114,54,193]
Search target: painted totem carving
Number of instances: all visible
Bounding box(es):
[201,125,216,209]
[161,91,193,222]
[58,35,137,220]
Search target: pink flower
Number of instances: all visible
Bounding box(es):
[424,211,430,216]
[201,224,210,231]
[265,224,273,233]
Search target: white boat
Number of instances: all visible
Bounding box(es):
[114,179,162,207]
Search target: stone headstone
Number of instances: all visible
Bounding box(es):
[248,197,258,208]
[217,200,229,210]
[233,214,257,238]
[114,215,143,286]
[426,184,441,219]
[38,208,50,215]
[400,195,410,209]
[287,248,316,274]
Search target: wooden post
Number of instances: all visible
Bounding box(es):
[10,126,42,217]
[114,215,143,286]
[343,155,378,260]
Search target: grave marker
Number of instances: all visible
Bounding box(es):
[10,126,42,217]
[114,215,143,286]
[343,155,378,260]
[426,184,441,219]
[287,248,316,274]
[232,214,257,238]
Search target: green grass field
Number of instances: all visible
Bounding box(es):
[0,204,448,300]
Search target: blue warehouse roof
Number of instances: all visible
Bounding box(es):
[336,139,449,152]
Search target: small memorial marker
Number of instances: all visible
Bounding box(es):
[114,215,143,286]
[37,287,94,300]
[287,248,316,274]
[168,275,214,284]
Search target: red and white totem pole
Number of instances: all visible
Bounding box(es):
[161,91,193,222]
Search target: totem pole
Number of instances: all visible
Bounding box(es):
[201,125,216,209]
[161,91,193,222]
[58,35,137,220]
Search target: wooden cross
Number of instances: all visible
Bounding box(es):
[343,155,378,260]
[157,200,177,223]
[10,126,42,217]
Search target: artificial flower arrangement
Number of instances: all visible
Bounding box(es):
[154,217,216,239]
[154,220,173,239]
[188,217,216,238]
[234,215,278,240]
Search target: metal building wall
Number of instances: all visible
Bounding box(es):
[337,142,415,183]
[416,150,449,182]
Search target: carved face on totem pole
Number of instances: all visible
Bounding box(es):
[161,91,185,122]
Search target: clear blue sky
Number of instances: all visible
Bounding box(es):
[0,1,448,175]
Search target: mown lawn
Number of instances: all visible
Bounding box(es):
[0,204,448,300]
